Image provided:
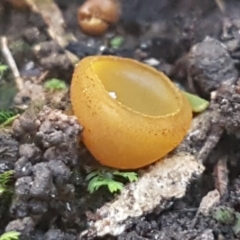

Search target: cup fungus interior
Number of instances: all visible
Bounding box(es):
[92,58,180,116]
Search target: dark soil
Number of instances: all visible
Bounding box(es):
[1,0,240,239]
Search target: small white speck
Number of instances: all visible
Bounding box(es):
[109,92,117,99]
[99,45,107,52]
[188,130,200,138]
[221,99,227,104]
[66,202,71,211]
[144,58,160,66]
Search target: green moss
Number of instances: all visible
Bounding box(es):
[110,36,124,49]
[0,110,19,127]
[0,231,20,240]
[233,212,240,235]
[86,168,138,193]
[212,206,235,224]
[44,78,68,91]
[182,91,209,113]
[0,170,14,196]
[0,64,8,74]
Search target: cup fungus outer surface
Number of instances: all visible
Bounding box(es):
[71,56,192,169]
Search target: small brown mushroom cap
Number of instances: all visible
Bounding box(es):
[7,0,29,9]
[78,0,121,35]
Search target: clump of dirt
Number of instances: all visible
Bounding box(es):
[188,37,239,98]
[3,106,82,238]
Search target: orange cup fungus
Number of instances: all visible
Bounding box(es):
[78,0,120,35]
[71,56,192,169]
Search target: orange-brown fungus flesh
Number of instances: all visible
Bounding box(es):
[71,56,192,169]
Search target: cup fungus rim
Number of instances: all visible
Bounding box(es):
[87,55,185,119]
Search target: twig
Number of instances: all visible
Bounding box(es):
[214,155,228,196]
[215,0,226,13]
[36,70,49,84]
[197,125,224,164]
[1,36,24,91]
[190,189,220,229]
[25,0,79,65]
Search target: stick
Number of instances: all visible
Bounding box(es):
[1,36,24,91]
